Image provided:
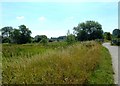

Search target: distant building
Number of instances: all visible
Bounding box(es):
[57,36,67,41]
[49,36,67,42]
[49,37,58,42]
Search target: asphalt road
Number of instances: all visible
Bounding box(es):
[103,43,119,84]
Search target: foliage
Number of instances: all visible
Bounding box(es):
[73,21,103,41]
[1,25,32,44]
[39,37,48,46]
[18,25,32,44]
[34,35,48,43]
[88,47,114,84]
[0,26,13,43]
[112,29,120,38]
[2,42,67,58]
[104,32,112,40]
[2,41,114,84]
[111,29,120,46]
[77,30,88,41]
[2,37,11,43]
[10,29,21,44]
[111,38,120,46]
[95,39,104,44]
[66,30,76,44]
[1,26,13,37]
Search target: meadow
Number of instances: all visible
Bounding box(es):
[2,41,114,84]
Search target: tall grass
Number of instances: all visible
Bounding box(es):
[2,42,67,59]
[2,41,114,84]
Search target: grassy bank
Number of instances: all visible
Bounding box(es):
[2,41,114,84]
[88,46,114,84]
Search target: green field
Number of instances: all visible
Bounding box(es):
[2,41,114,84]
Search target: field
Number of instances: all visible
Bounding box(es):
[2,41,114,84]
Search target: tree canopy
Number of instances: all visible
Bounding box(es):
[104,32,111,40]
[1,26,13,43]
[1,20,117,44]
[73,21,103,41]
[34,35,48,43]
[1,25,32,44]
[112,29,120,38]
[19,25,32,44]
[111,29,120,46]
[1,26,13,37]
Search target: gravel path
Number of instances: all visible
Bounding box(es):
[103,43,119,84]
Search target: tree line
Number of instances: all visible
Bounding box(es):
[1,25,31,44]
[1,20,120,45]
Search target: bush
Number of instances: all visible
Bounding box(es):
[66,34,76,45]
[111,38,120,46]
[39,38,48,46]
[95,39,104,44]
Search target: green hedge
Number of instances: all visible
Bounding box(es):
[111,38,120,46]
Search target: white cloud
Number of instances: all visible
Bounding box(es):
[38,16,46,21]
[16,16,24,20]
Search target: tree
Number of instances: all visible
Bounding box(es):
[34,35,41,42]
[111,29,120,46]
[1,25,32,44]
[0,26,13,43]
[66,30,76,44]
[77,30,88,41]
[104,32,111,40]
[10,29,21,44]
[40,37,48,46]
[19,25,32,44]
[73,21,103,41]
[112,29,120,38]
[1,26,13,37]
[34,35,48,43]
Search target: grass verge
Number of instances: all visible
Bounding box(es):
[88,46,114,84]
[2,41,114,84]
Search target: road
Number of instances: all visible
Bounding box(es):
[103,43,119,84]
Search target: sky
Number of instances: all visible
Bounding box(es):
[1,2,118,38]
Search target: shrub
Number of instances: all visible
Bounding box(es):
[111,38,120,46]
[66,34,76,45]
[39,38,48,46]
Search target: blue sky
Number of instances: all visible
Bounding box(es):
[1,2,118,38]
